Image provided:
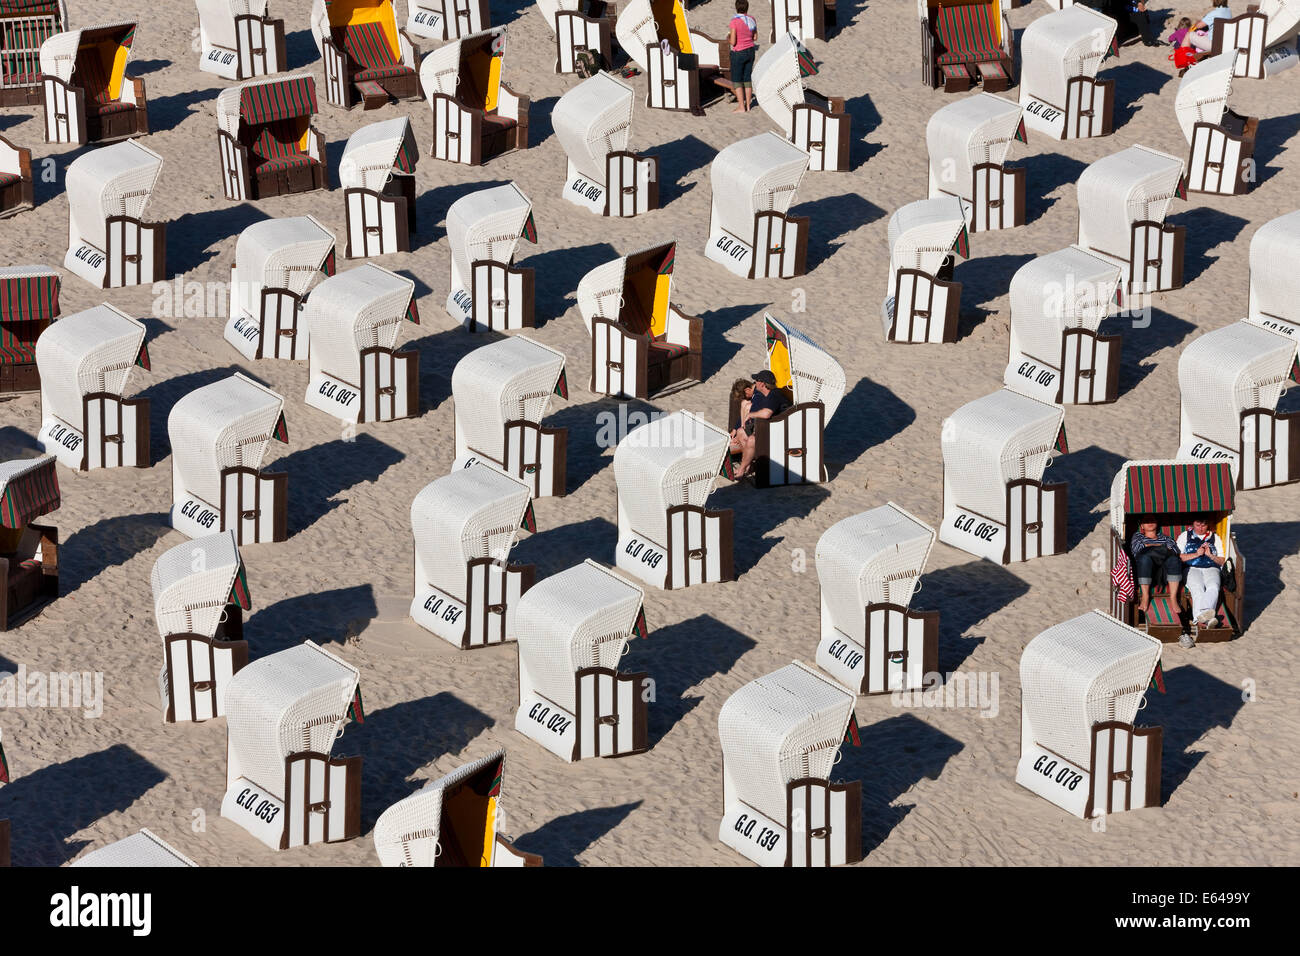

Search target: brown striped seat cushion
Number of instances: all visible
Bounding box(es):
[934,2,1002,65]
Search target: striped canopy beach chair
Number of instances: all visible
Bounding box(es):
[64,139,166,289]
[554,71,659,218]
[0,135,32,219]
[1210,0,1300,78]
[421,28,529,165]
[35,304,150,470]
[926,91,1026,232]
[0,455,59,631]
[0,0,66,106]
[0,264,58,395]
[311,0,420,109]
[445,182,537,331]
[537,0,616,74]
[753,33,850,172]
[71,829,197,867]
[1020,3,1117,140]
[40,21,147,144]
[407,0,490,42]
[340,116,417,259]
[920,0,1014,93]
[194,0,285,80]
[1176,52,1257,196]
[881,196,968,344]
[217,74,325,201]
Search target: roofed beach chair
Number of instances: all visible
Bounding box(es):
[1250,209,1300,334]
[311,0,420,110]
[1019,3,1116,140]
[65,139,166,289]
[340,116,417,258]
[814,504,938,695]
[578,241,701,399]
[374,750,541,865]
[1005,246,1124,405]
[940,384,1069,563]
[451,336,568,498]
[1018,611,1163,818]
[0,135,33,218]
[152,531,250,724]
[445,182,537,331]
[768,0,833,44]
[1075,144,1186,295]
[705,131,810,280]
[537,0,616,74]
[303,263,420,423]
[410,464,535,648]
[406,0,489,42]
[0,455,59,631]
[927,91,1026,231]
[221,641,363,849]
[217,74,325,201]
[71,829,197,867]
[194,0,285,80]
[35,304,150,469]
[613,409,733,589]
[1108,459,1244,640]
[421,28,529,165]
[553,71,659,218]
[0,0,66,107]
[226,215,336,361]
[718,662,861,867]
[753,33,850,172]
[881,196,968,344]
[1210,0,1300,78]
[920,0,1015,93]
[0,264,59,395]
[1176,52,1256,196]
[515,559,650,761]
[168,373,289,544]
[40,22,147,145]
[616,0,728,113]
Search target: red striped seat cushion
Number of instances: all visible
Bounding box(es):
[254,154,317,174]
[337,21,400,73]
[89,99,136,116]
[1,320,40,364]
[354,63,416,82]
[0,172,21,188]
[649,342,690,363]
[934,3,1002,65]
[1145,594,1180,627]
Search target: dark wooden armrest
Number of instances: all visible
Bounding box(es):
[684,312,703,353]
[30,523,57,574]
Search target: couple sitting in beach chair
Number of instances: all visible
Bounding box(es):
[1129,517,1228,646]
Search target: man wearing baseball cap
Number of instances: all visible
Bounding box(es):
[728,369,791,479]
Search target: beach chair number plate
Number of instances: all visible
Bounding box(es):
[222,778,287,848]
[207,49,238,68]
[720,805,785,866]
[1015,746,1089,817]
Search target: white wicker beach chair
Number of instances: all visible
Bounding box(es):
[613,409,733,589]
[195,0,284,80]
[616,0,727,113]
[0,0,66,108]
[35,304,149,470]
[221,641,363,850]
[226,216,336,362]
[168,373,289,544]
[1005,246,1124,405]
[374,749,541,866]
[40,21,147,144]
[927,91,1025,231]
[71,829,197,867]
[64,139,165,289]
[216,74,325,202]
[1176,52,1257,196]
[311,0,420,110]
[940,387,1069,563]
[1017,611,1162,818]
[881,196,968,343]
[421,28,529,165]
[1248,209,1300,334]
[152,530,250,724]
[451,336,567,498]
[303,263,419,424]
[407,0,489,41]
[0,135,33,219]
[515,559,649,761]
[340,116,417,258]
[537,0,616,74]
[0,265,60,396]
[445,182,537,331]
[410,464,535,648]
[1209,0,1300,78]
[706,131,810,280]
[919,0,1016,93]
[578,242,700,400]
[1019,4,1116,140]
[554,72,658,218]
[0,455,60,632]
[768,0,833,44]
[718,662,861,867]
[753,34,850,173]
[1075,144,1186,295]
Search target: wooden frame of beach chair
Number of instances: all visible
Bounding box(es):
[374,750,542,865]
[769,0,834,44]
[814,504,939,696]
[195,0,286,80]
[1019,4,1116,140]
[217,75,326,202]
[407,0,490,42]
[0,0,67,107]
[226,216,336,362]
[940,386,1069,564]
[1075,144,1186,295]
[151,531,250,724]
[410,464,536,649]
[538,0,617,74]
[311,0,420,110]
[0,135,33,219]
[881,197,967,344]
[1108,460,1245,641]
[613,410,734,589]
[514,560,650,762]
[579,242,701,400]
[554,72,659,218]
[71,829,197,866]
[920,0,1015,93]
[445,183,537,331]
[928,92,1026,231]
[452,336,568,499]
[64,139,166,289]
[706,132,810,280]
[1017,611,1163,819]
[753,33,850,173]
[1210,2,1300,78]
[718,662,861,867]
[616,0,730,114]
[221,641,363,850]
[303,263,420,423]
[0,265,59,395]
[341,116,417,258]
[168,373,289,545]
[1005,247,1124,405]
[1177,52,1257,197]
[40,22,148,145]
[35,304,150,470]
[0,456,59,632]
[421,28,529,165]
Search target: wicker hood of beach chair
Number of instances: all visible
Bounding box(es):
[339,115,418,258]
[926,91,1025,231]
[706,131,810,280]
[753,33,850,172]
[64,139,166,289]
[445,182,537,330]
[554,71,658,217]
[1176,52,1257,196]
[1019,3,1117,140]
[70,829,197,867]
[881,196,968,344]
[195,0,285,80]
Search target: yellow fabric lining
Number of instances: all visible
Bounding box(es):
[768,340,792,390]
[650,274,671,337]
[651,0,693,53]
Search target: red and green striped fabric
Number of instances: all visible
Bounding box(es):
[1014,117,1027,144]
[1124,462,1234,517]
[1145,594,1179,627]
[0,1,62,14]
[0,322,40,363]
[794,41,818,78]
[0,457,59,528]
[323,249,337,277]
[1176,175,1188,200]
[632,608,648,642]
[934,2,1001,65]
[1289,355,1299,384]
[0,737,8,783]
[765,315,787,350]
[553,367,568,399]
[404,296,420,325]
[241,77,316,125]
[521,211,538,244]
[487,758,503,797]
[520,500,536,533]
[248,117,307,162]
[134,342,150,371]
[1107,35,1119,60]
[337,20,399,73]
[0,172,16,188]
[0,272,58,323]
[228,562,251,610]
[1054,424,1068,456]
[347,686,365,723]
[272,411,289,444]
[394,126,418,173]
[658,245,675,276]
[1149,659,1165,694]
[843,711,861,747]
[952,222,970,259]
